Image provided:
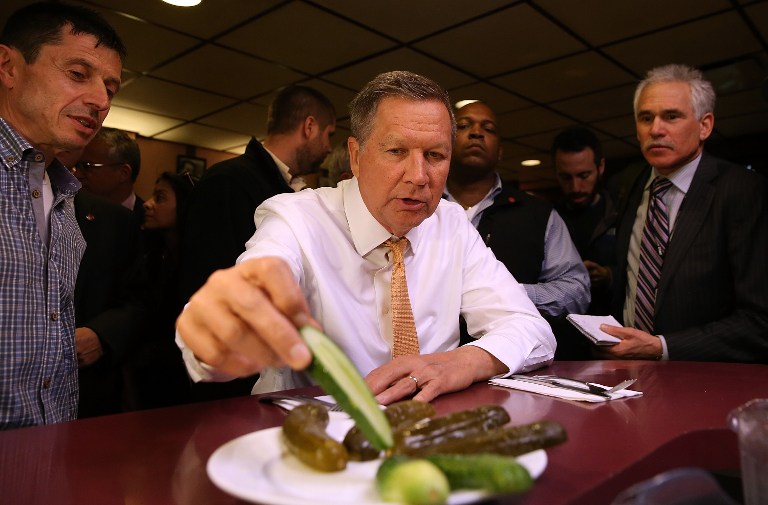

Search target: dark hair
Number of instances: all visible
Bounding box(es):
[0,2,126,63]
[349,70,455,146]
[266,84,335,136]
[551,126,603,166]
[157,171,196,227]
[95,127,141,181]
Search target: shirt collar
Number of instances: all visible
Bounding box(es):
[442,172,503,205]
[342,177,425,257]
[262,143,293,185]
[648,152,701,195]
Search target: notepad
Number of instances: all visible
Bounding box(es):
[566,314,622,346]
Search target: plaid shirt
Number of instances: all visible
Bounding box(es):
[0,117,85,429]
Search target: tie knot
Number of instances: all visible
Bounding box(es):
[651,177,672,198]
[385,238,409,263]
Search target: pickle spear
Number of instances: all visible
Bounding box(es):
[300,325,393,450]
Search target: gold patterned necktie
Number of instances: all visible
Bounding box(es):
[385,238,420,357]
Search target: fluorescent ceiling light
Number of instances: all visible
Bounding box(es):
[521,159,541,167]
[162,0,202,6]
[454,99,478,109]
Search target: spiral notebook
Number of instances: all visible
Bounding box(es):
[566,314,622,346]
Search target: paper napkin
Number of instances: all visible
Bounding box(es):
[489,378,643,403]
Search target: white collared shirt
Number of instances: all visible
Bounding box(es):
[179,177,555,392]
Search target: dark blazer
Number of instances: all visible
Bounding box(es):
[612,152,768,362]
[180,138,292,303]
[74,192,148,417]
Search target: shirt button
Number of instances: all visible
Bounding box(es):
[34,153,44,162]
[32,189,41,198]
[383,306,390,315]
[50,312,59,321]
[7,155,16,163]
[42,378,52,389]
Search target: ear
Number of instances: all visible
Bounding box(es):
[497,144,503,162]
[348,137,360,178]
[302,115,317,140]
[117,163,132,183]
[597,158,606,177]
[0,44,21,89]
[699,112,714,142]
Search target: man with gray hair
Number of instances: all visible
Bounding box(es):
[176,71,555,404]
[598,64,768,363]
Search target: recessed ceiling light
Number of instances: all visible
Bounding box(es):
[521,159,541,167]
[162,0,202,6]
[454,99,478,109]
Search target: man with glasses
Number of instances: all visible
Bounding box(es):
[74,126,144,221]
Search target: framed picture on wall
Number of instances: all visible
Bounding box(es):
[177,155,206,179]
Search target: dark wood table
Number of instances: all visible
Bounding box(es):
[1,360,763,505]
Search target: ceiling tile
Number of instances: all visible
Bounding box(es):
[535,0,731,46]
[103,106,185,137]
[602,138,642,159]
[715,111,768,137]
[716,89,768,120]
[113,77,236,120]
[705,58,768,95]
[154,123,251,152]
[198,102,269,139]
[492,52,636,103]
[591,115,638,139]
[745,2,768,41]
[447,83,531,114]
[94,9,199,73]
[152,45,304,99]
[217,2,395,75]
[497,106,576,137]
[312,0,514,42]
[415,3,586,78]
[250,79,357,123]
[548,84,637,122]
[323,48,474,92]
[88,0,282,39]
[603,12,763,75]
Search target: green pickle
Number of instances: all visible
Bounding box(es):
[426,453,533,493]
[393,404,510,456]
[345,400,436,461]
[281,404,349,472]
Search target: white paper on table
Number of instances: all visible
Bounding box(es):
[489,378,642,403]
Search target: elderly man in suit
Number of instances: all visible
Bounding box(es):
[599,64,768,362]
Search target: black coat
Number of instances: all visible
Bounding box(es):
[612,152,768,362]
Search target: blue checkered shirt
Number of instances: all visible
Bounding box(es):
[0,117,85,429]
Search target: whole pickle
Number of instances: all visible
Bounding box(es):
[393,405,510,456]
[403,420,567,458]
[282,404,349,472]
[345,400,436,461]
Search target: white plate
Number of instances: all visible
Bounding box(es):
[207,413,548,505]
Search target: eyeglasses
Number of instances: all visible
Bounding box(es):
[74,161,124,173]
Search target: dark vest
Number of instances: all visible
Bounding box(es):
[477,187,550,284]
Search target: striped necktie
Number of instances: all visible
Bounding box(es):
[634,177,673,333]
[385,238,420,357]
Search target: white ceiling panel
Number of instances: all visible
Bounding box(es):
[113,77,236,120]
[154,123,251,152]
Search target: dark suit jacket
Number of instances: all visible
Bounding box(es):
[180,138,292,302]
[612,152,768,362]
[74,192,148,417]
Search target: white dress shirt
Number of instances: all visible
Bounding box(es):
[179,177,555,393]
